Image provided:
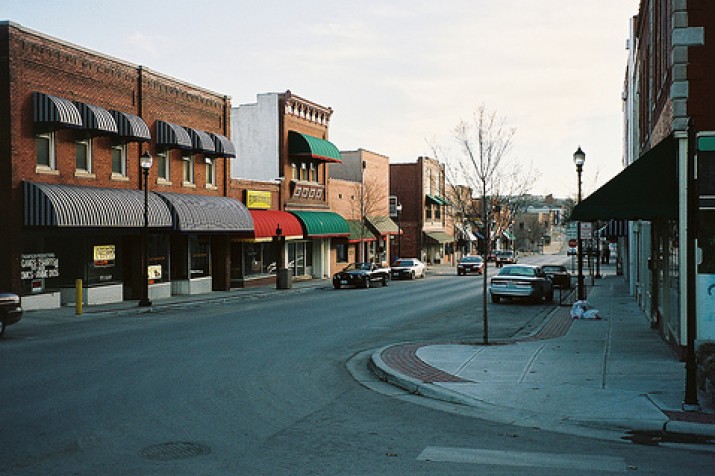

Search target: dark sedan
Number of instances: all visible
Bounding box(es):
[0,292,22,337]
[542,264,572,289]
[333,263,390,289]
[457,256,484,276]
[489,264,553,303]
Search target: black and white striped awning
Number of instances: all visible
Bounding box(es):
[207,132,236,158]
[109,110,151,142]
[184,127,216,154]
[23,182,172,228]
[155,192,254,232]
[156,120,192,150]
[33,92,83,131]
[598,220,629,239]
[74,101,118,136]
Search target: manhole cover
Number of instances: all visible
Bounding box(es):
[139,442,211,461]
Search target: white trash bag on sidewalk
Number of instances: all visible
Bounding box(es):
[570,300,602,320]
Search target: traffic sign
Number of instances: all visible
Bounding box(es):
[568,239,578,247]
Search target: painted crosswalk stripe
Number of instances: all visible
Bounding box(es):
[417,446,626,471]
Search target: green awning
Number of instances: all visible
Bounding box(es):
[347,220,376,242]
[571,135,678,221]
[366,216,400,235]
[291,211,350,237]
[424,230,454,243]
[288,131,342,163]
[503,230,515,241]
[437,195,451,206]
[426,194,445,206]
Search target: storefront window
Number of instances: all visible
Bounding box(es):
[189,235,210,278]
[288,241,312,276]
[147,235,169,283]
[336,242,348,263]
[244,242,279,276]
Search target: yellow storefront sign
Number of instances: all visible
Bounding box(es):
[246,190,272,209]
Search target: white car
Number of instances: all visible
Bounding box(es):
[390,258,426,280]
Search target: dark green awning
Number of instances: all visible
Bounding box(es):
[291,211,350,237]
[571,135,678,221]
[426,194,445,206]
[346,220,376,242]
[288,131,342,163]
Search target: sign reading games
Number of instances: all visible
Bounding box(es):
[246,190,272,209]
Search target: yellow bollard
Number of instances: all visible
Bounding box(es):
[75,279,83,315]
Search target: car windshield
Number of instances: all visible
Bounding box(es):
[542,266,565,273]
[460,257,482,263]
[344,263,372,271]
[500,251,513,257]
[498,266,535,277]
[393,260,414,267]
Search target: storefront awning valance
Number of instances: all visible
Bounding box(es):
[571,135,678,221]
[23,181,172,228]
[208,132,236,158]
[347,220,377,243]
[503,230,516,241]
[291,211,350,238]
[288,131,342,163]
[185,127,216,154]
[33,92,83,131]
[109,110,151,142]
[156,120,192,150]
[74,101,118,135]
[424,230,454,243]
[155,192,253,232]
[365,216,400,235]
[249,210,303,242]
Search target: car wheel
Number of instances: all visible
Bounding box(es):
[546,290,554,302]
[491,294,500,303]
[0,321,5,338]
[363,277,370,288]
[333,282,341,289]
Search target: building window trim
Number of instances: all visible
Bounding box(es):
[182,153,195,186]
[111,143,127,178]
[75,137,93,173]
[35,132,56,170]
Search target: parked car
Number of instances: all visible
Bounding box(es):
[567,247,577,256]
[542,264,572,289]
[0,292,22,337]
[489,264,553,303]
[333,262,390,289]
[496,250,517,267]
[457,256,485,276]
[390,258,426,280]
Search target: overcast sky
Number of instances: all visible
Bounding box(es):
[6,0,640,198]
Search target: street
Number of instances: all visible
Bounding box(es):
[1,256,713,475]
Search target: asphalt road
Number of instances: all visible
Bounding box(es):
[1,255,713,474]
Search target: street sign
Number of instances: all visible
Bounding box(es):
[580,222,592,237]
[566,222,577,239]
[568,239,578,247]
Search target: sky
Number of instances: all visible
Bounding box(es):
[5,0,640,198]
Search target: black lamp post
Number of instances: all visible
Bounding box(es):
[396,203,402,260]
[574,146,586,301]
[139,151,153,307]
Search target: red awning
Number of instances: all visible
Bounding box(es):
[250,210,303,241]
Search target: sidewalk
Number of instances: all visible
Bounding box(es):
[370,268,715,440]
[15,278,327,333]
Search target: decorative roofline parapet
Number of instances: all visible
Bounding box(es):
[283,90,333,126]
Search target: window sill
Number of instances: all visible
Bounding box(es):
[204,184,218,190]
[111,174,130,182]
[157,179,173,186]
[74,171,96,179]
[35,166,60,175]
[182,182,196,189]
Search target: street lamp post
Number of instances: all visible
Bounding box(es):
[396,203,402,260]
[573,147,586,301]
[360,160,366,262]
[139,151,153,307]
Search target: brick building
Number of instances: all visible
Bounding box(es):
[329,149,398,266]
[390,157,453,264]
[231,91,350,281]
[0,21,247,309]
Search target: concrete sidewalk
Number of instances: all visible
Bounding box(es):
[370,271,715,439]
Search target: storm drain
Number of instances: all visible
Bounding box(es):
[139,442,211,461]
